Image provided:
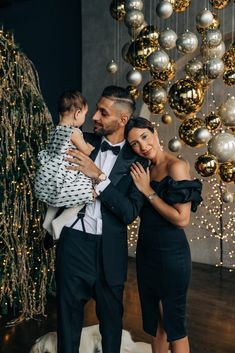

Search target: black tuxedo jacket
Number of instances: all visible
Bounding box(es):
[84,132,148,286]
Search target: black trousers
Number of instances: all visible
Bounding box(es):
[55,226,124,353]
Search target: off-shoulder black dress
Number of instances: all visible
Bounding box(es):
[136,176,202,342]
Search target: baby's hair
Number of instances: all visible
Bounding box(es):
[124,116,155,139]
[58,90,87,115]
[101,85,136,116]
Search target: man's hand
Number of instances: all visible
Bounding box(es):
[64,149,101,179]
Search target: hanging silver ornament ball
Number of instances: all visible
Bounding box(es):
[156,1,173,19]
[218,96,235,127]
[124,0,144,11]
[194,127,212,144]
[124,9,145,29]
[203,57,224,79]
[208,132,235,162]
[176,30,198,54]
[200,41,226,59]
[185,58,203,78]
[222,191,234,203]
[168,137,183,152]
[126,68,142,86]
[149,86,168,104]
[128,20,148,38]
[106,60,118,74]
[147,49,170,72]
[161,113,172,124]
[159,28,177,50]
[196,9,214,29]
[205,28,222,48]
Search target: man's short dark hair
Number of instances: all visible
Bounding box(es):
[101,85,136,116]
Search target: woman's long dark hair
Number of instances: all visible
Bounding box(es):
[124,116,155,140]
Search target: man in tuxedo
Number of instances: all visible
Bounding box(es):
[55,86,147,353]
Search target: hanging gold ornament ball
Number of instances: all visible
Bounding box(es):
[179,116,204,146]
[222,191,234,203]
[147,102,165,115]
[127,37,157,71]
[110,0,126,21]
[219,162,235,183]
[209,0,230,9]
[106,60,118,74]
[126,85,140,100]
[196,13,220,34]
[151,59,176,83]
[222,46,235,68]
[205,112,222,130]
[143,80,167,105]
[223,69,235,86]
[137,25,160,47]
[169,0,192,12]
[168,78,204,117]
[195,153,219,177]
[161,113,173,124]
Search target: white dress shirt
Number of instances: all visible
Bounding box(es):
[66,138,125,234]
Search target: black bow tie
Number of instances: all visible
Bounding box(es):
[100,141,120,155]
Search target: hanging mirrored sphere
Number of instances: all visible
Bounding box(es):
[222,46,235,68]
[168,137,182,152]
[223,69,235,86]
[204,29,222,48]
[106,60,118,74]
[208,132,235,162]
[222,191,234,203]
[205,112,222,130]
[195,153,219,177]
[196,13,220,34]
[124,0,144,11]
[126,85,141,100]
[143,80,167,104]
[156,1,173,19]
[209,0,230,9]
[151,59,176,83]
[178,117,204,146]
[176,31,198,54]
[124,9,145,28]
[159,28,177,50]
[201,41,226,59]
[218,96,235,127]
[128,20,148,38]
[194,127,211,144]
[127,37,157,71]
[147,49,170,72]
[185,58,203,79]
[147,102,165,114]
[196,9,214,29]
[161,113,173,124]
[168,78,204,117]
[169,0,191,12]
[219,162,235,183]
[137,25,160,47]
[110,0,126,21]
[203,58,224,79]
[126,68,142,86]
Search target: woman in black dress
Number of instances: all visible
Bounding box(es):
[124,117,202,353]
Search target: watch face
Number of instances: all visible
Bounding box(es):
[99,173,107,182]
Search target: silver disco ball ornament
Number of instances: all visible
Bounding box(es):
[222,191,234,203]
[205,28,222,48]
[176,30,198,54]
[147,49,170,72]
[201,41,226,59]
[196,9,214,29]
[218,96,235,127]
[168,137,183,152]
[124,9,145,28]
[159,28,177,50]
[203,58,224,79]
[185,58,203,78]
[156,1,173,19]
[194,127,212,144]
[106,60,118,74]
[124,0,144,11]
[208,132,235,162]
[126,68,143,86]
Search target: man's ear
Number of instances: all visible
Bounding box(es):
[120,114,129,127]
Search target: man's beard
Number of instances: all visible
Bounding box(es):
[93,126,105,136]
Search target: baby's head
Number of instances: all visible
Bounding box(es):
[58,90,88,127]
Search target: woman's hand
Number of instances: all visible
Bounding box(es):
[130,162,153,195]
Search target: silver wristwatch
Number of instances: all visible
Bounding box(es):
[94,172,107,184]
[147,192,157,201]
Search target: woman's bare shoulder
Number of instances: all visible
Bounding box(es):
[167,156,191,181]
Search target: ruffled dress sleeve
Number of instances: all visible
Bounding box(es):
[151,176,203,212]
